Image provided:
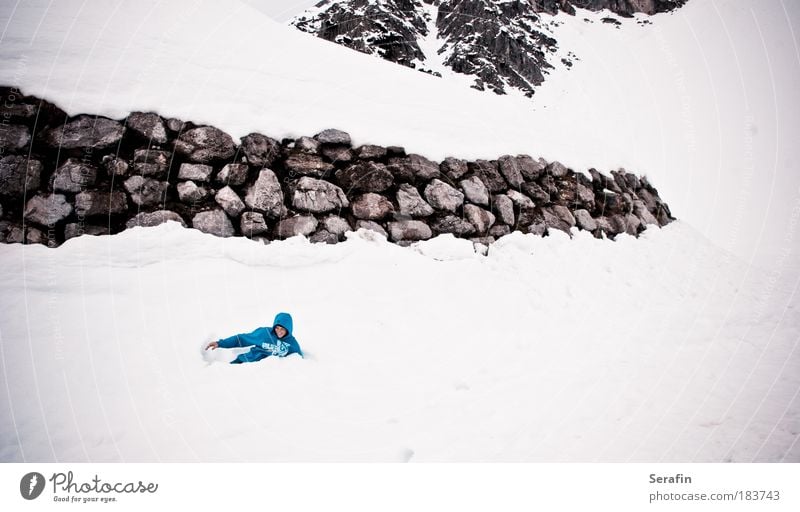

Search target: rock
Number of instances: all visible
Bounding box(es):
[240,133,280,167]
[43,115,124,149]
[178,163,214,182]
[539,174,558,195]
[424,179,464,212]
[275,214,318,239]
[123,176,168,206]
[386,146,406,158]
[390,154,440,182]
[469,160,507,193]
[527,222,548,236]
[102,155,129,177]
[314,128,351,146]
[126,210,186,229]
[294,136,321,154]
[541,206,574,234]
[459,176,490,206]
[290,176,349,213]
[23,193,72,226]
[132,149,170,177]
[595,216,616,236]
[625,213,642,235]
[74,190,127,217]
[240,211,269,237]
[321,145,354,165]
[125,112,168,144]
[284,152,335,178]
[546,160,570,178]
[355,145,387,160]
[497,155,525,188]
[489,224,511,238]
[335,161,394,193]
[521,181,550,204]
[491,194,515,226]
[588,168,606,188]
[175,126,236,163]
[441,157,469,181]
[355,219,387,237]
[656,203,673,226]
[576,182,596,209]
[396,183,434,217]
[431,214,476,237]
[635,187,659,212]
[553,205,576,228]
[464,204,496,235]
[177,180,211,203]
[215,186,246,217]
[387,219,432,242]
[624,172,641,190]
[0,155,42,198]
[0,124,31,150]
[192,209,235,237]
[351,192,394,220]
[607,214,628,235]
[633,199,659,225]
[517,155,546,181]
[64,223,110,240]
[573,209,597,231]
[507,189,536,210]
[244,169,284,218]
[309,229,339,244]
[165,118,185,133]
[322,215,351,238]
[215,163,249,187]
[0,221,24,243]
[51,158,97,193]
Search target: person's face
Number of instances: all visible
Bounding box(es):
[274,325,287,339]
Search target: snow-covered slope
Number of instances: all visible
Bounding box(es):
[1,221,797,462]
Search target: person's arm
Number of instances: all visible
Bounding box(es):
[217,327,264,349]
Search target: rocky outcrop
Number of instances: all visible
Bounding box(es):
[0,88,675,248]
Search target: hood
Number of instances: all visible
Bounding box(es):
[273,312,293,337]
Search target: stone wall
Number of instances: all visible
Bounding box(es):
[0,86,674,248]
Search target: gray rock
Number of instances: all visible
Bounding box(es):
[607,214,628,235]
[517,155,546,181]
[74,190,127,217]
[123,175,168,206]
[102,155,129,177]
[43,115,124,149]
[314,128,351,146]
[431,214,476,237]
[321,145,354,165]
[507,189,536,210]
[546,160,570,178]
[192,209,235,237]
[489,224,511,238]
[215,163,248,187]
[595,216,616,236]
[335,161,394,193]
[309,229,339,244]
[459,176,489,206]
[491,194,515,226]
[469,160,507,192]
[0,221,24,243]
[440,157,469,181]
[0,155,42,197]
[25,226,45,245]
[527,222,548,236]
[553,205,576,228]
[275,215,318,239]
[390,154,440,182]
[177,180,211,203]
[387,219,432,241]
[464,204,496,235]
[396,183,434,217]
[542,206,573,234]
[240,211,269,237]
[290,176,349,213]
[625,213,642,235]
[322,215,352,237]
[51,158,97,193]
[178,162,213,182]
[294,136,321,154]
[576,182,596,209]
[355,220,387,237]
[424,179,464,212]
[284,152,335,178]
[215,186,246,217]
[633,199,659,225]
[521,181,550,204]
[351,192,394,220]
[133,149,170,177]
[165,118,185,133]
[244,169,284,218]
[175,126,236,163]
[23,193,72,226]
[240,133,280,167]
[497,155,524,189]
[64,223,110,240]
[0,124,31,150]
[126,210,186,229]
[126,112,168,144]
[573,209,597,231]
[355,145,387,160]
[635,187,659,212]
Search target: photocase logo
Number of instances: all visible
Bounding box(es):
[20,472,45,500]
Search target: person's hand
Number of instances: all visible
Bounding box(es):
[205,341,219,351]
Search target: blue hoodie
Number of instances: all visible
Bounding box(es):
[217,312,303,364]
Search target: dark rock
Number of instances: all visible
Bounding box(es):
[469,160,507,193]
[321,145,354,165]
[0,124,31,151]
[241,133,280,167]
[123,176,168,206]
[386,146,406,158]
[441,157,469,181]
[355,144,387,160]
[351,192,394,220]
[133,149,170,177]
[464,204,496,235]
[314,128,351,146]
[215,163,248,187]
[175,126,236,163]
[274,214,318,239]
[573,209,597,231]
[389,154,441,182]
[42,115,124,149]
[51,158,97,193]
[521,181,550,204]
[177,180,211,203]
[178,162,214,182]
[284,152,335,178]
[396,183,434,217]
[0,155,42,198]
[64,223,110,240]
[126,112,168,144]
[387,219,432,242]
[431,214,476,237]
[102,155,129,177]
[517,155,546,181]
[74,190,127,217]
[126,210,186,228]
[192,209,235,237]
[491,193,515,225]
[240,211,269,237]
[546,160,570,178]
[335,161,394,193]
[497,155,525,189]
[489,224,511,238]
[290,176,349,213]
[294,136,321,154]
[309,229,339,244]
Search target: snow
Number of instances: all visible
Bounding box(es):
[0,0,798,462]
[1,221,797,462]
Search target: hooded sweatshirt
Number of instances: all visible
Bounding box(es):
[217,312,303,364]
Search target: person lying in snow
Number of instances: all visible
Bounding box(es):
[205,312,303,364]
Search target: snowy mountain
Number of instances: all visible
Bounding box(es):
[290,0,687,96]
